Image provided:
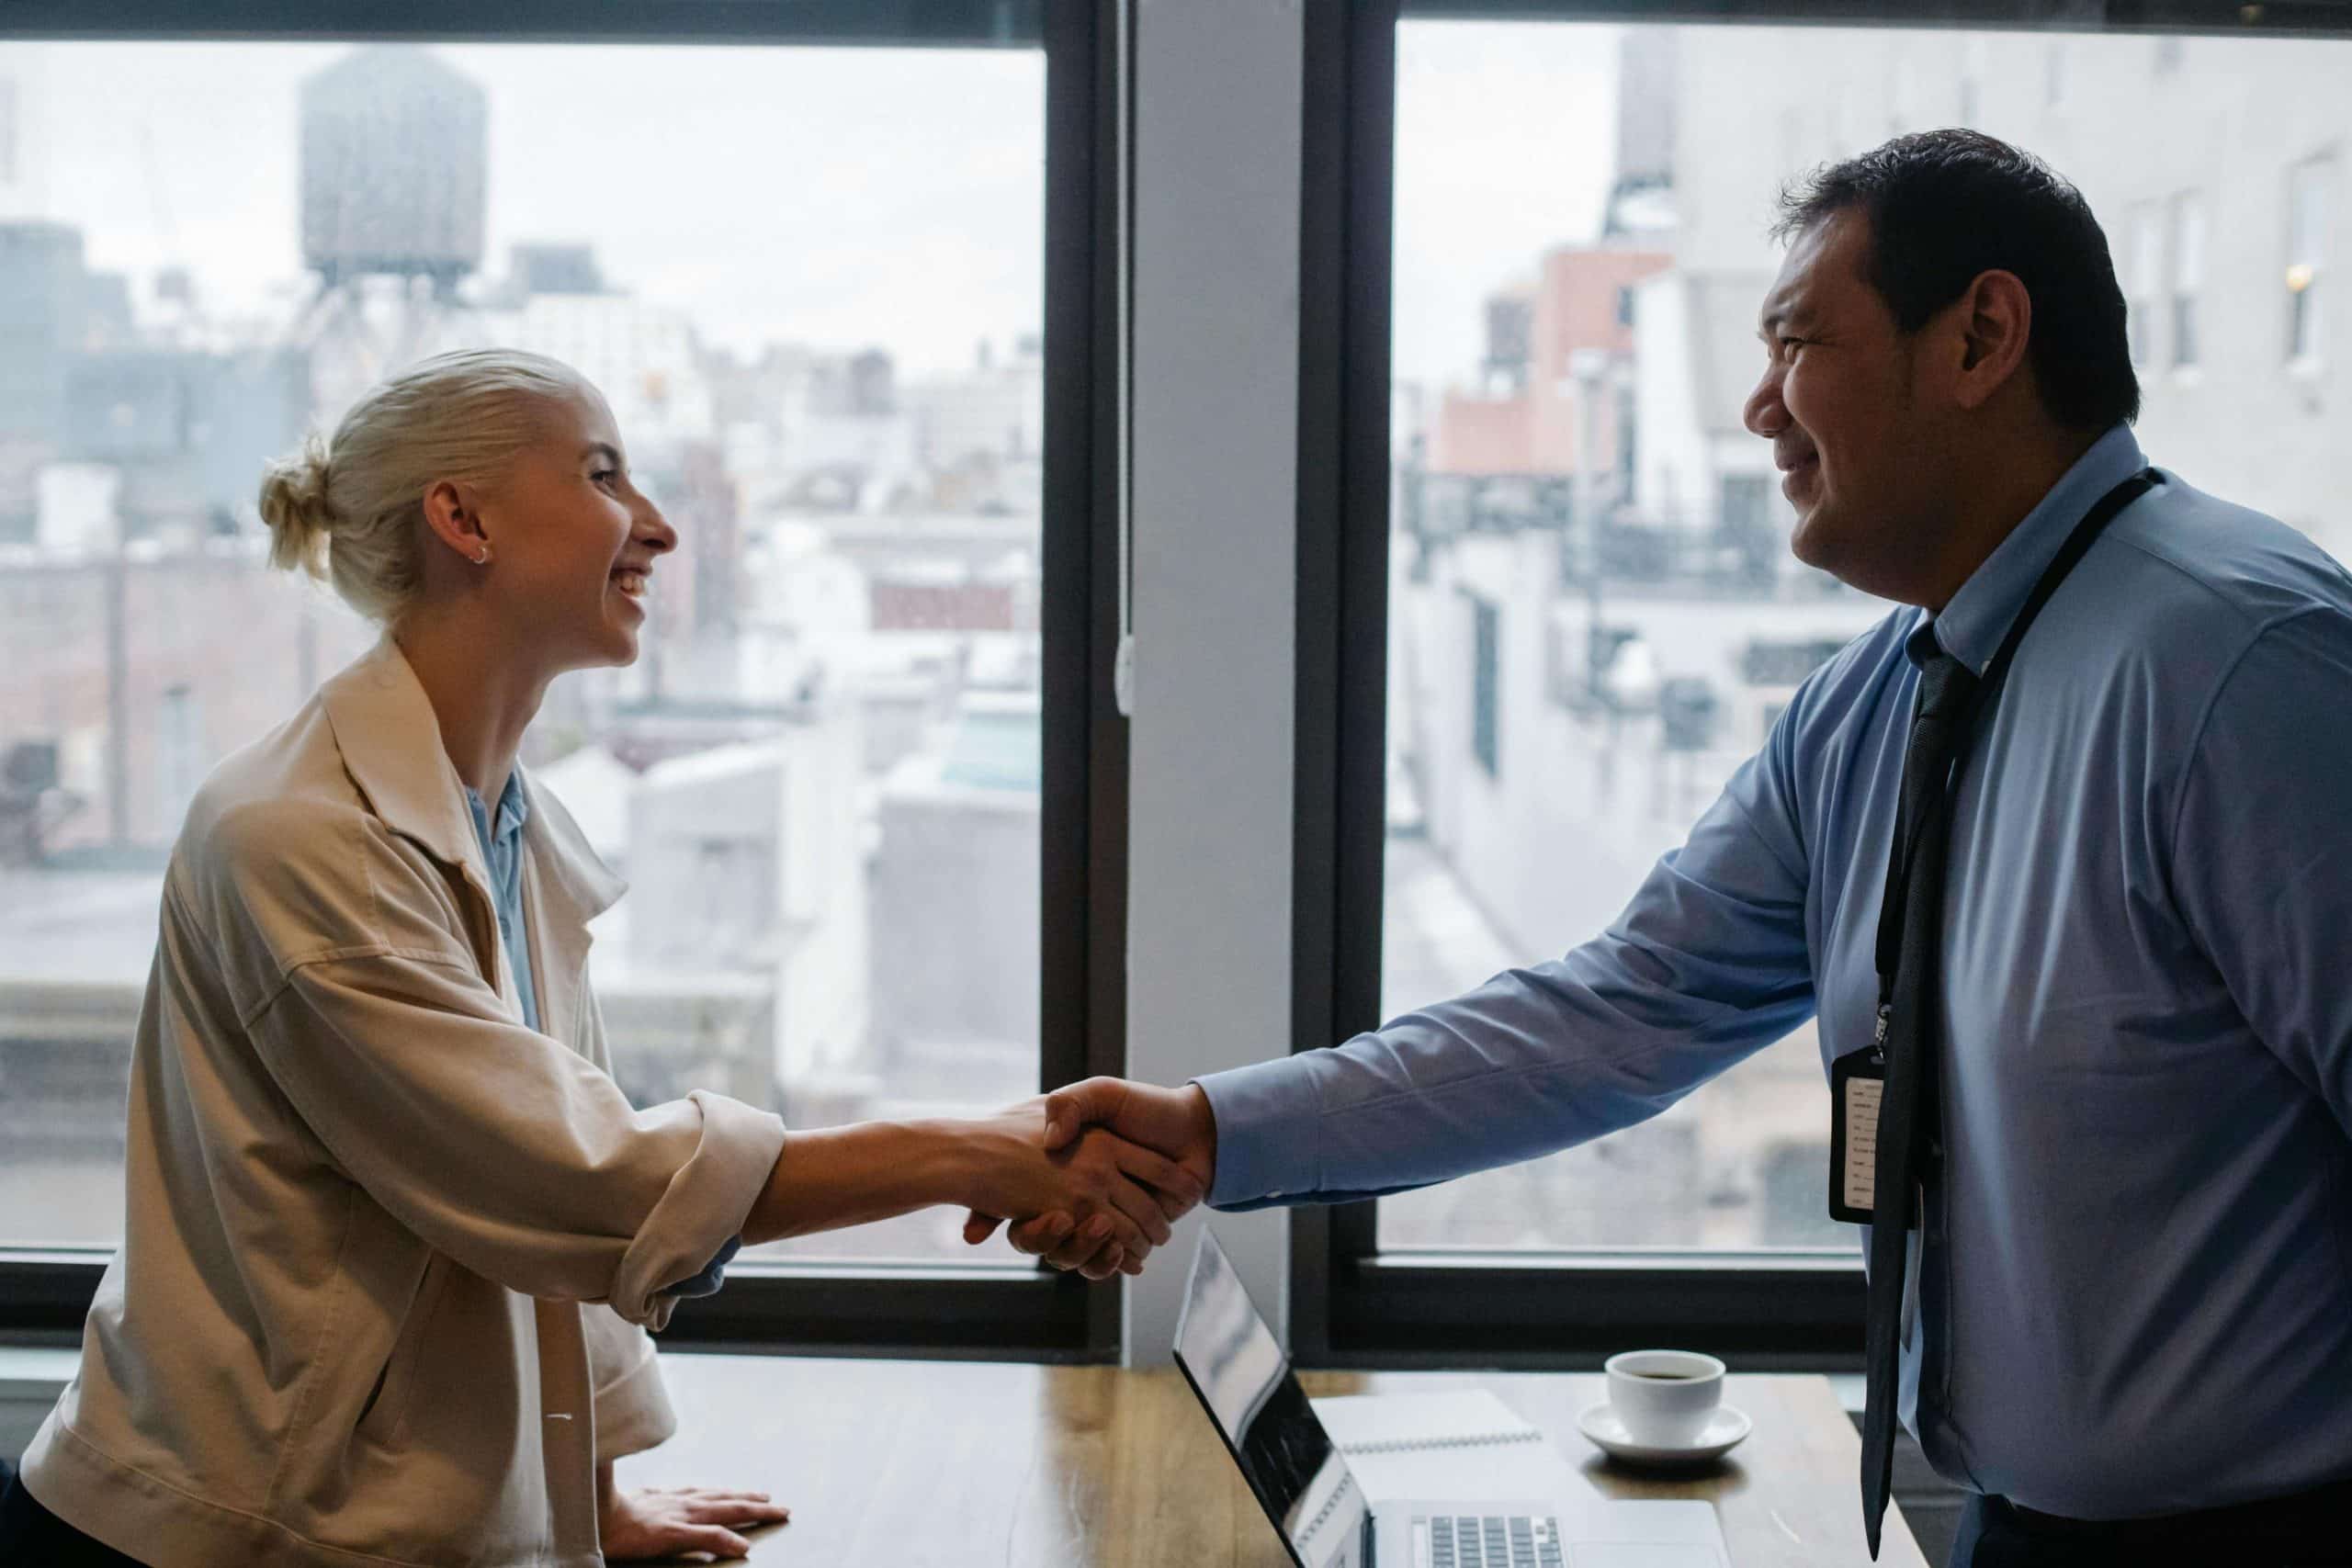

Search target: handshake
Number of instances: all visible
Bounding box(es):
[959,1077,1218,1282]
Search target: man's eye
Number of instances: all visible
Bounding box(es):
[1780,335,1810,354]
[594,469,619,487]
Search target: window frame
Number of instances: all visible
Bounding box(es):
[0,0,1127,1362]
[1289,0,2352,1371]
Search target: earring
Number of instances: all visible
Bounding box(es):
[473,546,491,565]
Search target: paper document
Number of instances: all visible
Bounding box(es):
[1309,1388,1578,1502]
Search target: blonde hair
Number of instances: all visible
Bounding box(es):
[257,348,591,623]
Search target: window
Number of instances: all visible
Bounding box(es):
[155,683,200,829]
[1719,475,1772,588]
[2288,155,2332,367]
[1958,37,1986,129]
[0,5,1121,1357]
[1298,1,2352,1364]
[1471,595,1500,777]
[2171,190,2206,369]
[2127,202,2163,367]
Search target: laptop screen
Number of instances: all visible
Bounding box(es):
[1172,1229,1368,1568]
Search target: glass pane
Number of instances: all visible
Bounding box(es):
[2287,158,2331,363]
[1381,18,2352,1256]
[0,40,1045,1267]
[2171,191,2207,366]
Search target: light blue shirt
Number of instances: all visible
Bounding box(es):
[467,770,737,1300]
[1199,425,2352,1519]
[464,773,540,1034]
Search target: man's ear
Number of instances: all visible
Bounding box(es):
[1951,268,2033,412]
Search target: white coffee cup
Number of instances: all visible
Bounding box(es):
[1604,1349,1725,1447]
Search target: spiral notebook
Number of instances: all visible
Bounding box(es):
[1308,1387,1579,1504]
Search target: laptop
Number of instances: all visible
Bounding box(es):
[1171,1228,1732,1568]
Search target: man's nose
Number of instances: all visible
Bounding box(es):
[1743,366,1786,440]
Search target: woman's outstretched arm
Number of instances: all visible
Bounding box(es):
[740,1099,1204,1269]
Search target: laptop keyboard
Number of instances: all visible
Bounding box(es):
[1423,1513,1564,1568]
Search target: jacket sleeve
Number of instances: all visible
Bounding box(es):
[1198,729,1817,1210]
[577,977,742,1303]
[198,802,786,1330]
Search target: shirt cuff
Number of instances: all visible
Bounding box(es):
[1193,1056,1326,1209]
[611,1091,786,1332]
[662,1235,741,1301]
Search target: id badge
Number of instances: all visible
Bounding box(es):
[1828,1049,1885,1224]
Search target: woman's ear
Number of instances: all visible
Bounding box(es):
[420,479,492,564]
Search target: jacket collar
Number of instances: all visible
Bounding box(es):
[318,637,626,928]
[520,765,628,926]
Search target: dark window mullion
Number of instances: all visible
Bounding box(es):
[1394,0,2352,33]
[1290,0,1397,1364]
[0,2,1046,46]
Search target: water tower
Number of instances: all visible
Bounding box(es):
[289,47,489,420]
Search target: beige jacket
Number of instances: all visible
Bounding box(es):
[19,638,788,1567]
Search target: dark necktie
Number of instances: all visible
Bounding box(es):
[1861,642,1979,1559]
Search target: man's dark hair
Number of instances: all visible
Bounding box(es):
[1774,129,2140,431]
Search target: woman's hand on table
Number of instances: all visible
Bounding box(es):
[599,1481,790,1562]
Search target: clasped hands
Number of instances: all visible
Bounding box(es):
[963,1077,1216,1281]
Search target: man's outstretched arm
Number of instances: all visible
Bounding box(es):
[988,893,1815,1277]
[972,725,1826,1277]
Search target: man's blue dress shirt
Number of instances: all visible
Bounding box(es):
[1198,425,2352,1518]
[467,772,737,1301]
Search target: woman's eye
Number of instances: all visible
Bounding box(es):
[593,469,619,488]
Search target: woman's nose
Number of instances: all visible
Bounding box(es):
[638,501,679,555]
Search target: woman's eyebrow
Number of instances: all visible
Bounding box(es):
[582,442,624,468]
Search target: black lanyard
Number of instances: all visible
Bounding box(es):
[1871,467,2162,1031]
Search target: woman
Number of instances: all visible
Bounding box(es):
[0,350,1196,1566]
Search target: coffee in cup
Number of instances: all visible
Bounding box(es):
[1603,1349,1725,1447]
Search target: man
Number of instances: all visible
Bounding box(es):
[968,130,2352,1565]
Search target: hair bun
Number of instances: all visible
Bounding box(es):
[258,434,336,578]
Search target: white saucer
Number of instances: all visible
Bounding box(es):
[1576,1402,1751,1467]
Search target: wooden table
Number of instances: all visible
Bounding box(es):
[618,1354,1928,1566]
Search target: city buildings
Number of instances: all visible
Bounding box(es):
[1,25,2340,1270]
[0,43,1046,1264]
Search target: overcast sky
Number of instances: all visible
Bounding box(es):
[5,25,1621,387]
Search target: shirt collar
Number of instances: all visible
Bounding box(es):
[1928,423,2145,676]
[466,770,531,848]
